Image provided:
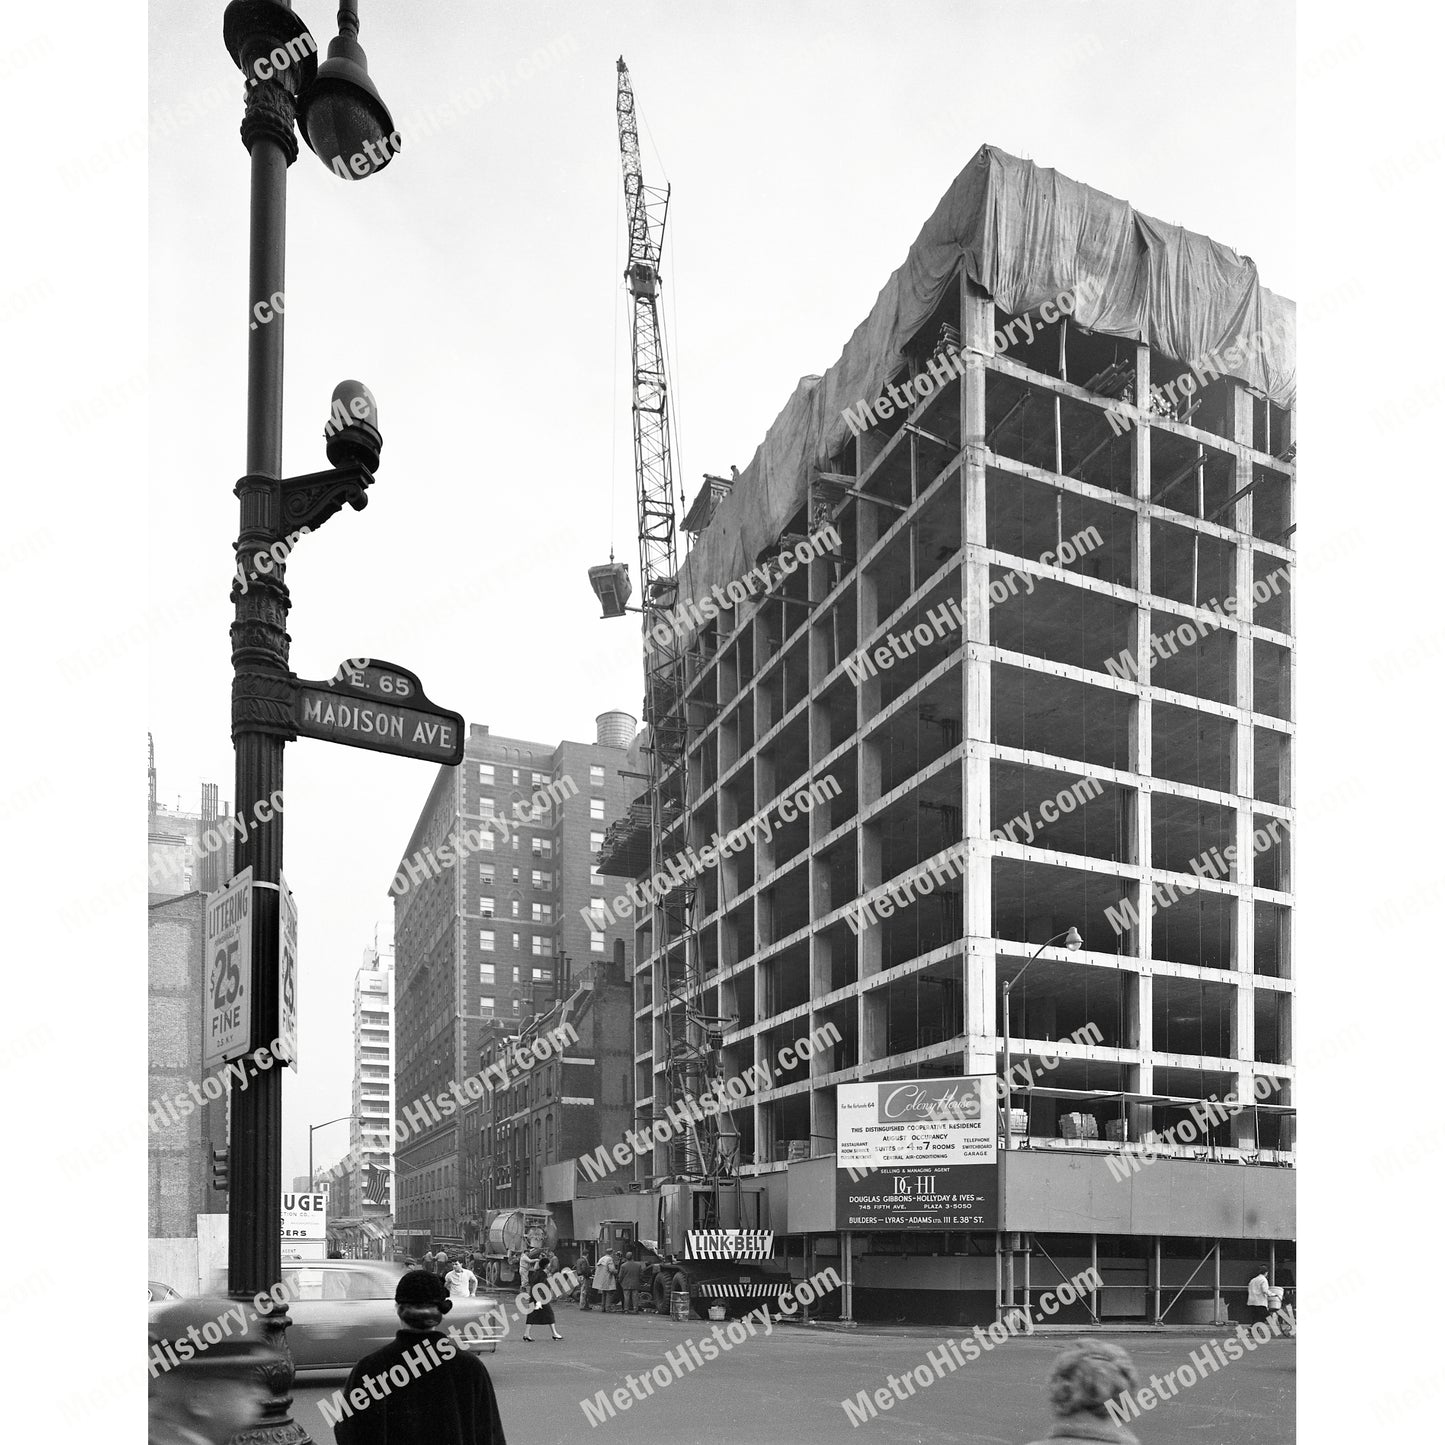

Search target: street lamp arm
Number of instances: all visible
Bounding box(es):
[1005,927,1081,998]
[310,1114,361,1190]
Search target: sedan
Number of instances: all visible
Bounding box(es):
[279,1260,504,1373]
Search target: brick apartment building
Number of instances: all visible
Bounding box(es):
[392,715,643,1245]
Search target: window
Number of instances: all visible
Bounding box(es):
[591,832,605,852]
[591,931,605,953]
[479,996,495,1017]
[531,838,552,858]
[478,798,495,819]
[510,898,520,918]
[531,936,552,957]
[479,930,494,952]
[511,998,521,1013]
[531,870,552,890]
[534,967,553,981]
[590,765,605,786]
[476,832,494,852]
[479,964,494,984]
[532,903,552,923]
[478,863,494,883]
[590,798,606,820]
[512,933,521,950]
[590,865,601,885]
[478,763,494,786]
[478,896,494,918]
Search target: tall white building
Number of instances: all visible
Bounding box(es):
[350,928,395,1217]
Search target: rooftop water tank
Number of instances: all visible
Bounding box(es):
[596,711,637,748]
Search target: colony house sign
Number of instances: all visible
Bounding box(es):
[290,660,465,766]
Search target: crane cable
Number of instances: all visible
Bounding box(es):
[611,168,623,564]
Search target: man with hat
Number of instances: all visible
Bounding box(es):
[332,1266,507,1444]
[148,1297,281,1445]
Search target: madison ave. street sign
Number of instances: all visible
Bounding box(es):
[291,660,465,766]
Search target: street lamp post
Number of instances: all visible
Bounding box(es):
[310,1113,360,1190]
[220,5,398,1441]
[998,925,1082,1321]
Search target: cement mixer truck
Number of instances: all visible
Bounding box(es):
[479,1208,558,1289]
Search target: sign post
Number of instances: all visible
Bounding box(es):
[203,867,254,1071]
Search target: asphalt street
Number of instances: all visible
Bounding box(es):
[292,1300,1295,1445]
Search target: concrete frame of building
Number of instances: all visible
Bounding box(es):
[586,240,1294,1322]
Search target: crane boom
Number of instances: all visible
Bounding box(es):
[613,57,727,1189]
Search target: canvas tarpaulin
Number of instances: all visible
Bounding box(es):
[675,143,1294,613]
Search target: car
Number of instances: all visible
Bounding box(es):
[147,1280,183,1302]
[278,1259,504,1372]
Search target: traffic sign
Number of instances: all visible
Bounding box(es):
[290,659,464,765]
[277,874,298,1069]
[203,867,253,1070]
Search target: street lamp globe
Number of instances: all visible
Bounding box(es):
[1064,926,1083,950]
[299,25,399,175]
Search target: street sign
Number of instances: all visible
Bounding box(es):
[835,1076,998,1230]
[281,1190,327,1263]
[290,659,464,765]
[277,874,298,1068]
[203,867,253,1070]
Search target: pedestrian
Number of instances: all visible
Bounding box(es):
[446,1257,478,1299]
[576,1250,595,1310]
[334,1268,507,1445]
[149,1297,283,1445]
[617,1251,644,1313]
[423,1250,437,1274]
[1246,1265,1271,1325]
[1021,1339,1141,1445]
[593,1250,617,1313]
[435,1248,450,1275]
[519,1246,563,1342]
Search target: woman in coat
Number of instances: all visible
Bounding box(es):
[1021,1339,1142,1445]
[519,1246,563,1341]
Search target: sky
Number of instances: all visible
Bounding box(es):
[142,0,1297,1183]
[8,0,1445,1427]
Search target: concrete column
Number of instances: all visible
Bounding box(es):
[1133,343,1153,968]
[961,284,996,1081]
[1131,971,1155,1142]
[1229,383,1256,986]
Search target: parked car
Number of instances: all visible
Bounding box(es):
[147,1280,182,1302]
[279,1259,504,1372]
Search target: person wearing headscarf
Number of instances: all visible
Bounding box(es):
[1021,1339,1141,1444]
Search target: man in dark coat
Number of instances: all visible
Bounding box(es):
[331,1269,507,1445]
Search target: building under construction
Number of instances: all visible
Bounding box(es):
[577,144,1294,1325]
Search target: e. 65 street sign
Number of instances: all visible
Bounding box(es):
[290,660,464,766]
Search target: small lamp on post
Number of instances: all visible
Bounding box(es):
[998,925,1082,1320]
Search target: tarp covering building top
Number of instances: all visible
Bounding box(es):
[677,143,1295,610]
